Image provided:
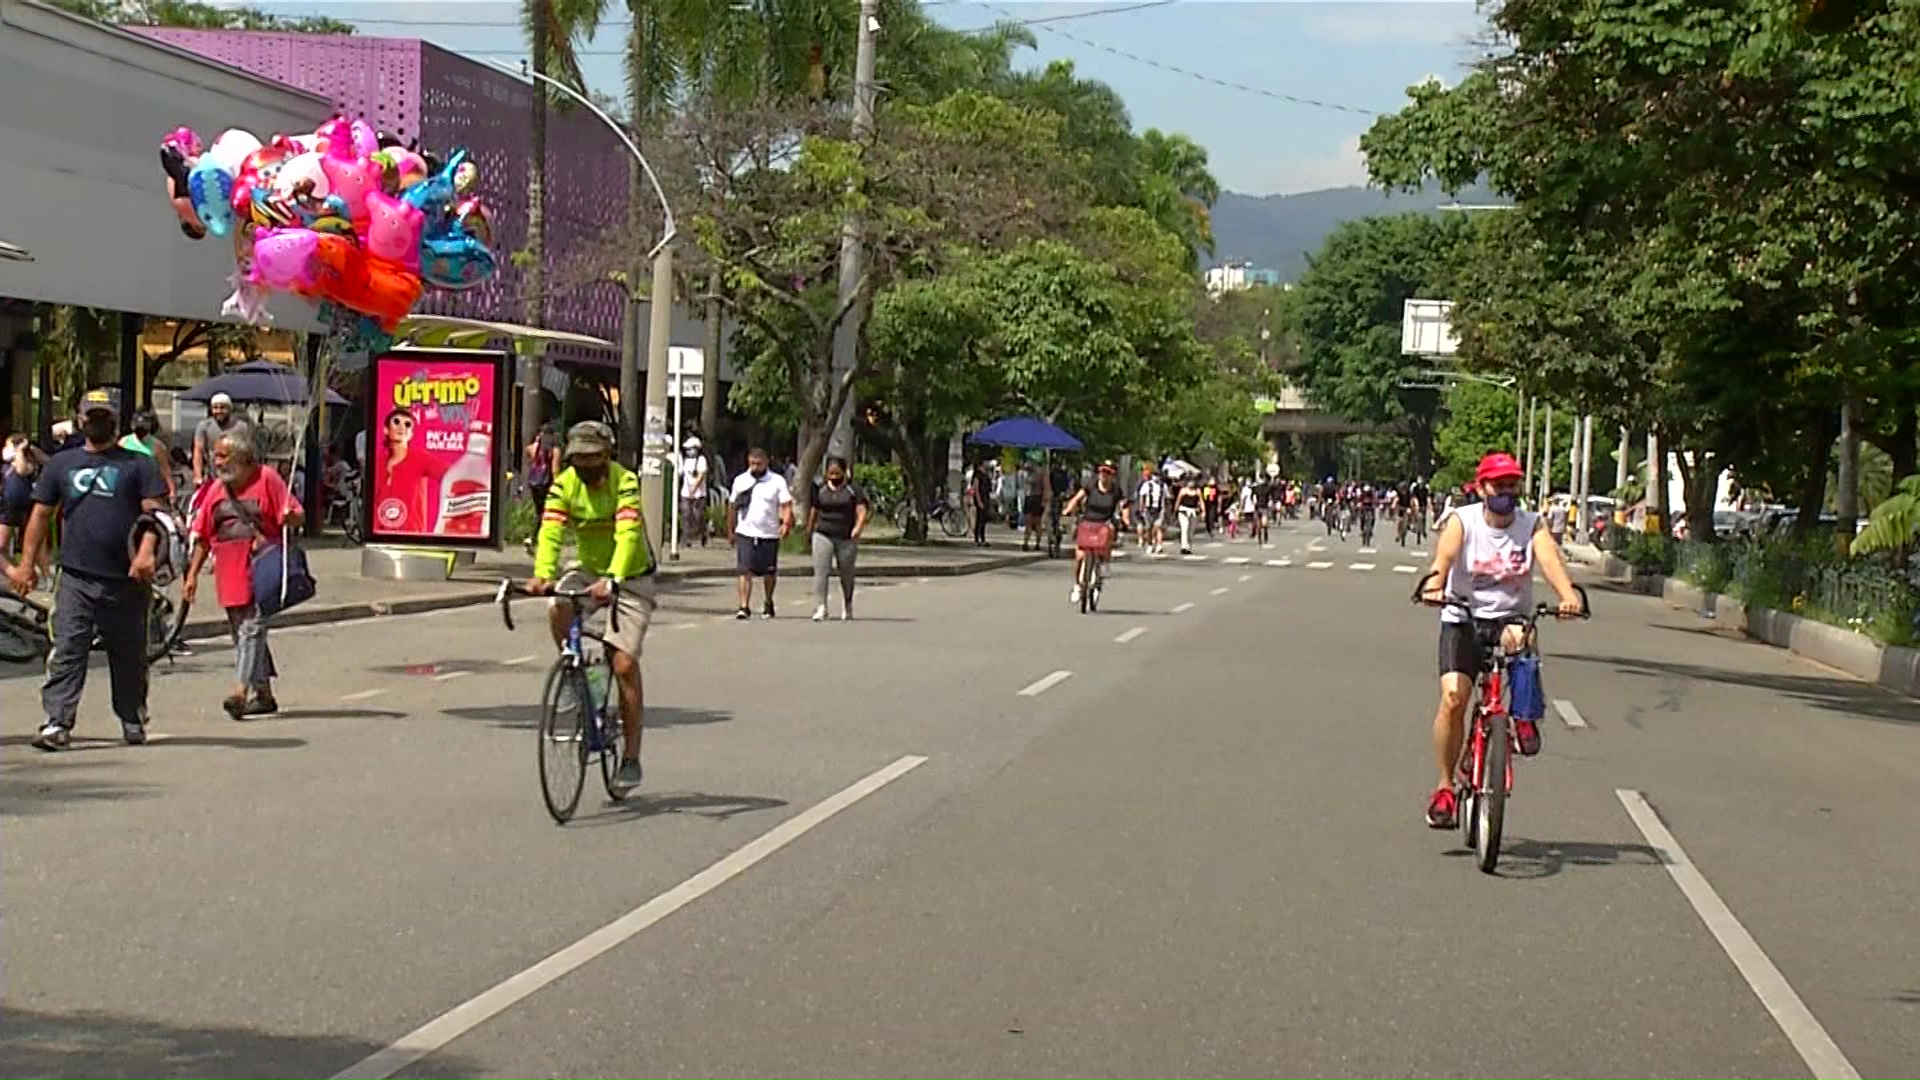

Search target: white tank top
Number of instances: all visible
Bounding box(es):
[1443,504,1539,624]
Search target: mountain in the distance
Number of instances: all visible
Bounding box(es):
[1207,182,1500,281]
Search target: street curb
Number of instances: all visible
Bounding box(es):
[177,550,1046,642]
[1564,544,1920,700]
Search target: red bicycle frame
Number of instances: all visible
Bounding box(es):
[1465,667,1515,796]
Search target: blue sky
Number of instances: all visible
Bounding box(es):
[241,0,1488,195]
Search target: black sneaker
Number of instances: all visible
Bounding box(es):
[761,603,776,620]
[31,723,70,752]
[244,694,279,717]
[735,607,751,620]
[121,720,148,746]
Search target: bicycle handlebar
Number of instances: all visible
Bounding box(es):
[496,577,621,635]
[1408,570,1591,622]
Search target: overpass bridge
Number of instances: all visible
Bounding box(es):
[1258,385,1401,437]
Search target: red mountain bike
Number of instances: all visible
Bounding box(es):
[1413,573,1590,873]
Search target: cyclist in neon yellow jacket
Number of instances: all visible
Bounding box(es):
[527,421,656,794]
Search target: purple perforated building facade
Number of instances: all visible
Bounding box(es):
[127,28,628,364]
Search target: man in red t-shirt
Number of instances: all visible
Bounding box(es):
[183,430,302,718]
[371,406,446,534]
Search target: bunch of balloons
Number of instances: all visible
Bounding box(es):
[160,116,497,333]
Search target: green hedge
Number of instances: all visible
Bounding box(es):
[1673,536,1919,647]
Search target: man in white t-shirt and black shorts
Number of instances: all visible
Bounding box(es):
[728,446,794,620]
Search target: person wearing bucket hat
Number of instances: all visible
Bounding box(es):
[9,389,170,750]
[1415,451,1584,829]
[526,420,658,796]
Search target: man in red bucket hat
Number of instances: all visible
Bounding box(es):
[1415,452,1585,829]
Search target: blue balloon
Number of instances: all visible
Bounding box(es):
[187,159,236,237]
[420,226,496,291]
[400,148,468,220]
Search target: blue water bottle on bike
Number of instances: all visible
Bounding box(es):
[1507,653,1546,721]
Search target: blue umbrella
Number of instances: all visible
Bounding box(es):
[182,360,349,407]
[968,415,1084,451]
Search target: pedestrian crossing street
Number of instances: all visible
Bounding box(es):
[1111,539,1431,576]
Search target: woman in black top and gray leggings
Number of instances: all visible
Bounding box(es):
[808,456,870,621]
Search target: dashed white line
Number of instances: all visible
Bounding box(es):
[432,670,471,683]
[502,655,538,667]
[1210,586,1230,596]
[1183,554,1208,562]
[1114,627,1148,644]
[340,688,389,702]
[1238,574,1253,583]
[1553,699,1589,729]
[1359,547,1378,555]
[1615,790,1860,1080]
[1393,565,1420,574]
[332,755,930,1080]
[1205,541,1224,549]
[1306,561,1334,570]
[1017,670,1074,697]
[1224,556,1250,565]
[1267,559,1292,568]
[1411,550,1429,558]
[916,576,933,584]
[1171,602,1195,614]
[1348,563,1376,572]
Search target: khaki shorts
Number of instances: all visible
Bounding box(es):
[552,568,657,657]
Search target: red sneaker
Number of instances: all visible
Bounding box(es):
[1425,787,1458,829]
[1514,719,1542,756]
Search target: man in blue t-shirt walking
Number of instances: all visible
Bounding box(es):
[5,390,169,750]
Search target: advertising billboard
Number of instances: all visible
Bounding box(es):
[363,349,510,549]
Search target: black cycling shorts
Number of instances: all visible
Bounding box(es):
[1438,619,1502,678]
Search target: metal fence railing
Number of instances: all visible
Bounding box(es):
[1671,537,1919,646]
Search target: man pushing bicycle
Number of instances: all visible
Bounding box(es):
[526,421,657,795]
[1419,452,1583,829]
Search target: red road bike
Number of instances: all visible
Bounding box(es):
[1413,573,1590,873]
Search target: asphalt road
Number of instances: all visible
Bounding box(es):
[3,521,1916,1078]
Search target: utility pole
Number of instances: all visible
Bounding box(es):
[1523,396,1537,495]
[825,0,879,467]
[619,13,647,467]
[1541,403,1554,506]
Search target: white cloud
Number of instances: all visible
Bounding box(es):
[1267,134,1370,194]
[1300,4,1484,47]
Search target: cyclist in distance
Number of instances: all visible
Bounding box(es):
[1062,461,1130,604]
[526,421,657,796]
[1418,452,1583,828]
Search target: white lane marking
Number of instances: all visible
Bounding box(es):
[340,688,389,702]
[1614,791,1860,1080]
[1348,563,1376,572]
[673,623,702,632]
[916,576,932,584]
[1238,574,1253,583]
[1553,699,1589,729]
[1205,541,1223,549]
[1171,602,1195,614]
[1308,544,1327,552]
[1359,547,1378,555]
[333,756,930,1080]
[1411,550,1429,558]
[432,670,471,683]
[1393,565,1420,574]
[1210,586,1230,596]
[501,655,538,667]
[1114,627,1148,644]
[1017,670,1074,697]
[1182,554,1208,562]
[1267,559,1292,568]
[1306,561,1334,570]
[1224,556,1250,565]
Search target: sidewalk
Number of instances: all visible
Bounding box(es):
[176,533,1047,642]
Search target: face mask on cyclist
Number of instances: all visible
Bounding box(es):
[1485,492,1519,515]
[574,463,608,485]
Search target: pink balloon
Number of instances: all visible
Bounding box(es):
[320,152,378,225]
[350,119,380,160]
[362,190,424,272]
[249,227,321,291]
[316,117,354,159]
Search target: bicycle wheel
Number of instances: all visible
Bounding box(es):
[0,608,46,664]
[1078,557,1093,614]
[940,506,967,538]
[598,719,625,802]
[342,496,364,545]
[1475,718,1509,873]
[145,590,190,664]
[538,664,590,823]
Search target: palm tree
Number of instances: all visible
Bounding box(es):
[520,0,607,441]
[1137,128,1220,260]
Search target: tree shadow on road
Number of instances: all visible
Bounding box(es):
[0,1004,478,1079]
[440,704,733,731]
[1556,651,1920,728]
[576,790,789,826]
[1446,837,1663,879]
[0,760,161,816]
